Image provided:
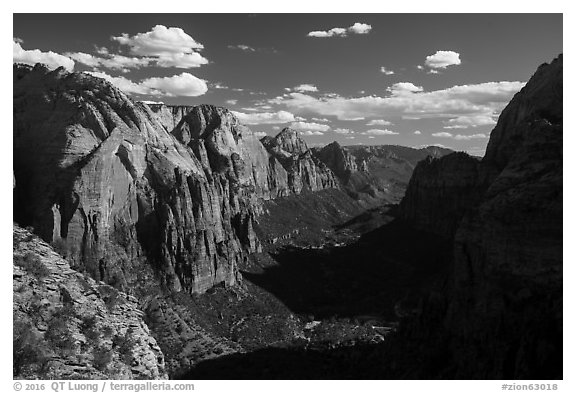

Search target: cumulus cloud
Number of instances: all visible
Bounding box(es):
[312,117,330,122]
[307,22,372,38]
[112,25,208,68]
[362,129,399,135]
[290,121,331,132]
[414,130,422,135]
[380,67,395,75]
[87,71,207,97]
[87,71,155,95]
[425,50,461,69]
[232,110,296,125]
[253,131,268,138]
[65,51,150,70]
[387,82,423,95]
[13,41,74,71]
[270,81,525,126]
[444,115,496,129]
[225,99,238,105]
[141,73,208,96]
[367,119,392,126]
[293,84,318,92]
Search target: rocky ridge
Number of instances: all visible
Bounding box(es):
[13,224,167,379]
[395,55,563,378]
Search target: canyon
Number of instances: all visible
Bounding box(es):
[13,54,562,379]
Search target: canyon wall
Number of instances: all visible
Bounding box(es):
[395,55,563,378]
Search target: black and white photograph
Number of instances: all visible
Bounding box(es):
[8,5,567,388]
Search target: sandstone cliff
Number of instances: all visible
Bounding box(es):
[13,64,261,295]
[394,55,562,378]
[146,104,194,133]
[261,128,339,194]
[13,224,167,379]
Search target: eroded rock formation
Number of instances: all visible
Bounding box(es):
[13,225,167,379]
[394,55,563,378]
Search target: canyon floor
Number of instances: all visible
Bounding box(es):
[174,196,452,379]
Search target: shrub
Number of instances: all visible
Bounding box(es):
[93,346,113,371]
[45,306,76,354]
[14,252,50,278]
[13,319,49,376]
[81,316,100,343]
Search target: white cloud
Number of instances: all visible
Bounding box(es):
[271,81,525,125]
[367,119,392,126]
[65,51,151,70]
[432,131,488,140]
[432,132,454,138]
[414,130,422,135]
[141,100,164,105]
[444,115,496,129]
[13,41,74,71]
[253,131,268,138]
[312,117,330,122]
[228,44,256,52]
[87,71,155,95]
[362,129,399,135]
[272,126,281,130]
[453,133,488,140]
[87,71,207,97]
[345,136,356,140]
[232,110,296,125]
[112,25,208,68]
[380,67,395,75]
[141,73,208,96]
[293,84,318,92]
[307,22,372,38]
[225,99,238,105]
[387,82,423,95]
[333,128,353,134]
[425,50,461,69]
[301,130,325,136]
[290,121,331,132]
[348,23,372,34]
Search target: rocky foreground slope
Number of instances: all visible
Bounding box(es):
[13,225,167,379]
[395,55,563,378]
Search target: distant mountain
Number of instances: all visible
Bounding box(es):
[314,142,453,204]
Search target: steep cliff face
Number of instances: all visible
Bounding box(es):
[13,64,260,294]
[394,55,562,378]
[261,128,339,194]
[146,104,194,133]
[13,225,167,379]
[398,152,481,238]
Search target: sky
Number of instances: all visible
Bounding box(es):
[13,14,562,156]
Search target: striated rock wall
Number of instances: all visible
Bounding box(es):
[261,128,339,194]
[146,104,194,133]
[13,225,167,379]
[13,64,258,294]
[398,152,481,238]
[394,55,563,378]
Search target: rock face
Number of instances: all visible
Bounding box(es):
[398,152,481,238]
[314,143,453,204]
[13,224,167,379]
[395,55,562,378]
[13,64,266,295]
[146,104,194,133]
[261,128,339,194]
